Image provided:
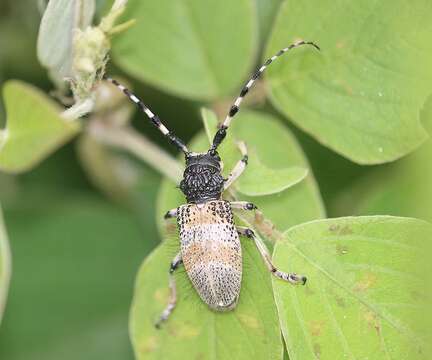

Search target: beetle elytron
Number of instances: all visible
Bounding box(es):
[106,40,319,327]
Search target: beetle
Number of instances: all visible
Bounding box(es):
[106,40,319,327]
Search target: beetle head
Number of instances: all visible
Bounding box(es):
[180,151,224,203]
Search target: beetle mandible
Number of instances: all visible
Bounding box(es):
[106,40,320,327]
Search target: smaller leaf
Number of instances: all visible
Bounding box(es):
[201,108,308,196]
[236,151,307,196]
[0,204,11,326]
[0,80,80,173]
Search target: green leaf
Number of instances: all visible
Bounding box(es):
[226,111,325,229]
[0,80,80,173]
[0,204,11,326]
[130,236,283,360]
[237,154,307,197]
[266,0,432,164]
[112,0,257,100]
[273,216,431,359]
[0,192,149,359]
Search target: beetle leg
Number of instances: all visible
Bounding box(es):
[237,227,306,285]
[155,252,183,328]
[164,208,178,219]
[224,141,248,190]
[230,201,257,211]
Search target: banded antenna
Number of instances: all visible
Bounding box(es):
[105,77,189,155]
[209,40,320,154]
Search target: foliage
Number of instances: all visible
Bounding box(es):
[0,81,80,173]
[0,189,150,360]
[112,0,257,100]
[0,0,431,359]
[266,0,432,164]
[274,216,430,359]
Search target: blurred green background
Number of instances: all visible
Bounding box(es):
[0,0,430,359]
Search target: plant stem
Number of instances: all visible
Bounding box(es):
[88,121,183,183]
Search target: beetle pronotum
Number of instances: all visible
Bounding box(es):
[106,40,320,327]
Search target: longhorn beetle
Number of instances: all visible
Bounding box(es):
[106,40,320,328]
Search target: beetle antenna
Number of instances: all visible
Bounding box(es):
[209,40,320,153]
[105,77,189,155]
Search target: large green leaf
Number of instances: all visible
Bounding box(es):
[130,234,282,360]
[273,216,431,359]
[0,192,150,360]
[0,205,11,326]
[112,0,257,100]
[0,80,80,173]
[266,0,432,164]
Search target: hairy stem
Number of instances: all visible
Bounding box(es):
[88,120,183,183]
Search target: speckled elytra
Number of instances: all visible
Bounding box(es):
[107,40,320,327]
